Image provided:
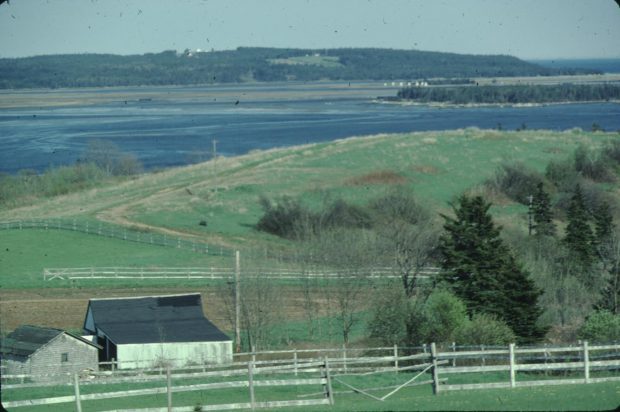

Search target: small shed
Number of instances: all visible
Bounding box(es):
[0,325,100,382]
[83,293,232,369]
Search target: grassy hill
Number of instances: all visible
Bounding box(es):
[1,128,619,340]
[1,128,616,249]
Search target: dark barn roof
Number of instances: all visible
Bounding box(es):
[85,293,231,344]
[0,325,99,358]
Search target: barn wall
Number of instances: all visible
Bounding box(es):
[29,334,99,382]
[3,355,31,377]
[116,341,233,369]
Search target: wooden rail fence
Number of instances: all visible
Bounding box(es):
[3,342,619,409]
[43,266,440,281]
[2,360,335,411]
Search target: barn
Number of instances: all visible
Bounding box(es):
[0,325,100,382]
[82,293,232,369]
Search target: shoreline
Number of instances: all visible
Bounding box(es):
[373,98,620,109]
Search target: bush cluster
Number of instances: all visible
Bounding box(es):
[256,192,426,240]
[368,288,516,346]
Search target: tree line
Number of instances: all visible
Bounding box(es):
[0,48,596,89]
[251,139,620,349]
[395,83,620,104]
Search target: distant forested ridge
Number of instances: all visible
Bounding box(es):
[395,84,620,104]
[0,47,597,89]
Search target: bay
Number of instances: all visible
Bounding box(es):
[1,83,619,174]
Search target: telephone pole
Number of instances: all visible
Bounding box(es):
[235,250,241,353]
[212,139,218,194]
[527,194,534,236]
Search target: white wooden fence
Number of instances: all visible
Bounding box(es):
[43,266,441,281]
[2,360,335,411]
[1,219,231,256]
[432,341,620,393]
[3,342,619,409]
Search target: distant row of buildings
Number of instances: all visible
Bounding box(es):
[1,293,232,380]
[384,81,429,87]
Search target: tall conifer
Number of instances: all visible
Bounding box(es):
[564,184,595,268]
[440,195,545,343]
[532,182,556,237]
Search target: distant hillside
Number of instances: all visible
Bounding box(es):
[0,47,597,89]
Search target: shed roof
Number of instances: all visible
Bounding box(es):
[85,293,231,344]
[0,325,100,358]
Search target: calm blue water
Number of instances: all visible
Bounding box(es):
[1,86,619,174]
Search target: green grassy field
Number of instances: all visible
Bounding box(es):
[0,229,230,289]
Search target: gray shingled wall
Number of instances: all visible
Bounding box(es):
[4,333,98,382]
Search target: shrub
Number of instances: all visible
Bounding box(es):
[406,289,468,345]
[574,144,615,182]
[545,158,578,191]
[488,162,544,204]
[367,285,408,345]
[422,289,469,344]
[601,138,620,165]
[456,313,516,345]
[369,190,429,225]
[322,199,372,230]
[255,195,315,239]
[578,311,620,343]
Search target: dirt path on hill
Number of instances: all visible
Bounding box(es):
[95,186,196,237]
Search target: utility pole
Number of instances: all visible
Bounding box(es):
[235,250,241,353]
[212,139,218,194]
[527,194,534,236]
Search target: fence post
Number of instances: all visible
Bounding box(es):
[394,344,399,371]
[583,341,590,383]
[509,343,516,388]
[431,342,440,395]
[73,372,82,412]
[166,366,172,412]
[323,357,334,405]
[294,349,298,376]
[248,361,256,411]
[342,344,347,374]
[451,342,456,367]
[112,358,116,372]
[480,344,486,367]
[251,345,256,370]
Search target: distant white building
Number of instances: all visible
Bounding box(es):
[83,293,232,369]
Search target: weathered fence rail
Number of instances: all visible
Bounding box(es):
[43,266,441,281]
[433,341,620,393]
[3,342,618,388]
[2,360,335,411]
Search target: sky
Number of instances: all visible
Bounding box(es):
[0,0,619,60]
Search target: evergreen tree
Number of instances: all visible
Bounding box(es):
[563,184,595,268]
[593,201,614,249]
[439,195,545,343]
[531,182,556,237]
